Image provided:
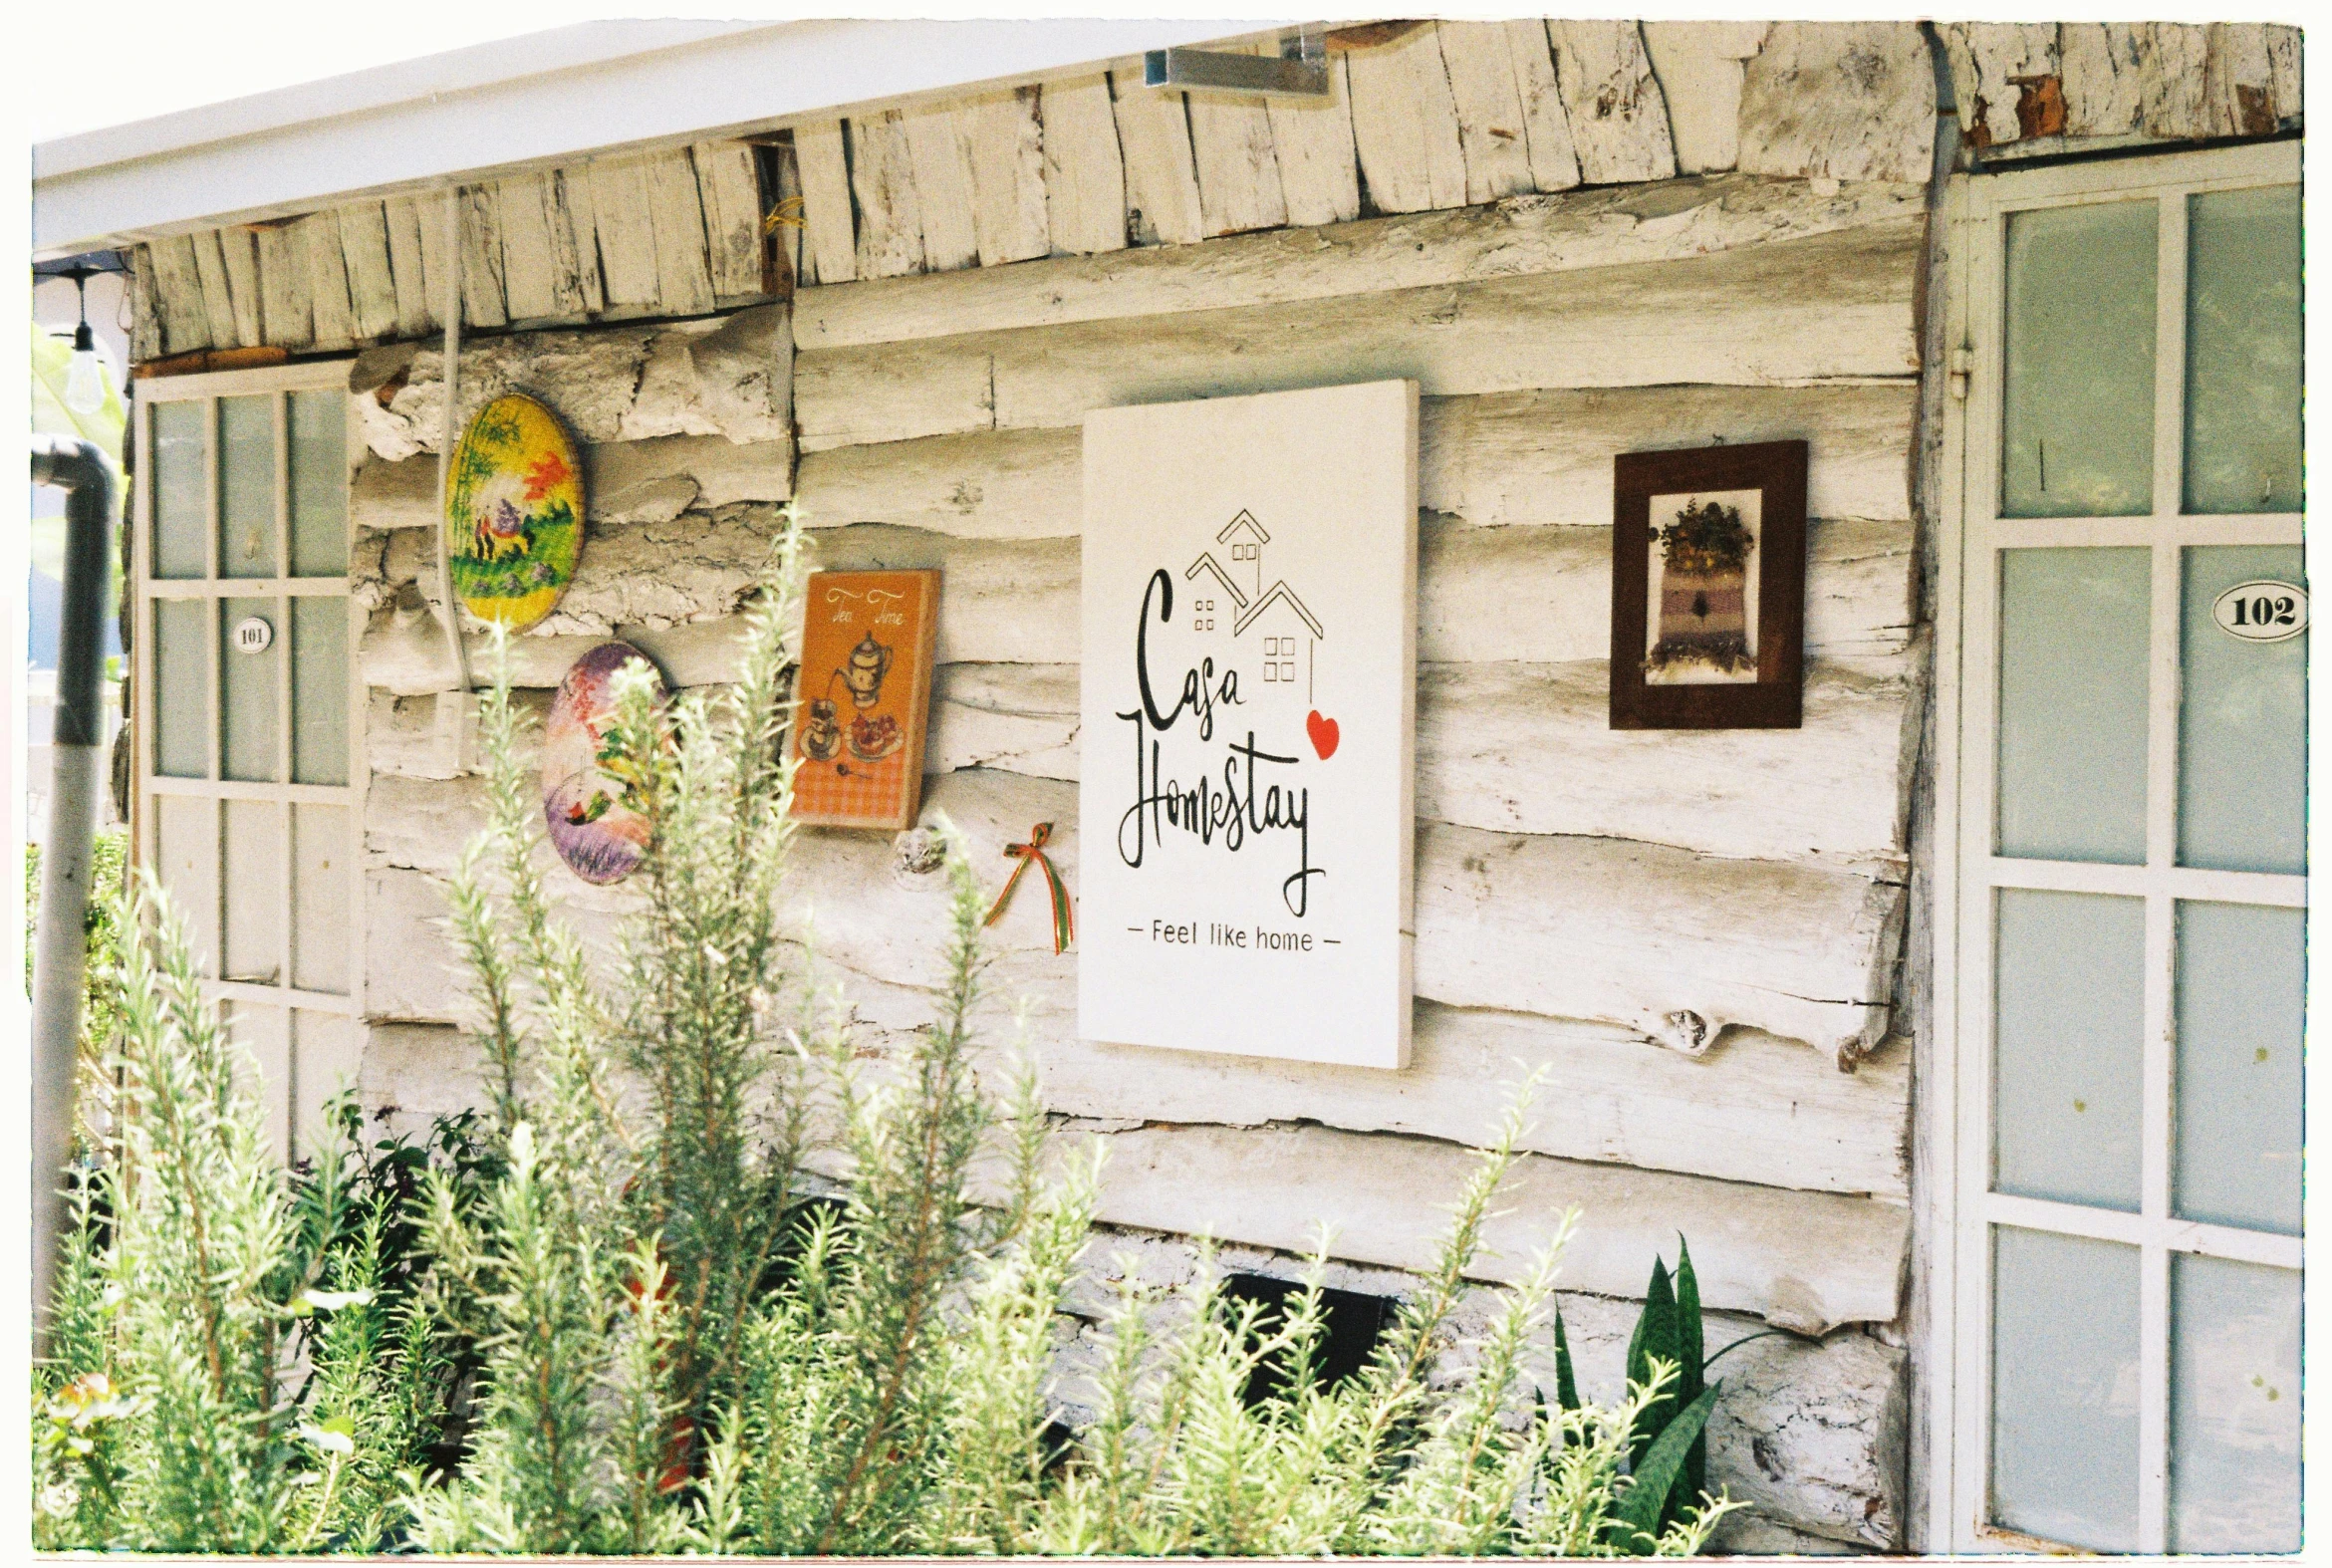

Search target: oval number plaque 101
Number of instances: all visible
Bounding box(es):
[232,616,274,653]
[2211,580,2308,643]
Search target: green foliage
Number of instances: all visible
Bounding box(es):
[33,507,1747,1555]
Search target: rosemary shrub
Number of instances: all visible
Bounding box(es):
[34,508,1741,1555]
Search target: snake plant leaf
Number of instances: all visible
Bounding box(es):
[1610,1383,1721,1552]
[1626,1257,1680,1468]
[1676,1236,1707,1508]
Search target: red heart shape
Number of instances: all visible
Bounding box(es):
[1306,710,1340,761]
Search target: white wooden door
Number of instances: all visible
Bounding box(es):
[132,363,365,1159]
[1933,139,2302,1554]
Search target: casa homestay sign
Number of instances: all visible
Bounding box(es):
[1079,381,1418,1069]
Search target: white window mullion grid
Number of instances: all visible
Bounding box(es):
[132,365,367,1156]
[1935,139,2303,1554]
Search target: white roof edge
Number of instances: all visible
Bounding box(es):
[34,17,1286,257]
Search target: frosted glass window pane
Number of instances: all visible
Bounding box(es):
[294,1012,366,1151]
[2001,201,2156,518]
[152,598,210,778]
[223,1001,292,1164]
[2185,185,2301,514]
[2175,902,2302,1234]
[153,795,218,976]
[2170,1255,2300,1553]
[220,598,281,782]
[288,390,348,576]
[221,799,284,984]
[151,400,207,580]
[2179,546,2305,874]
[291,598,349,786]
[1994,889,2144,1210]
[218,394,277,579]
[1995,548,2150,863]
[292,805,351,995]
[1991,1227,2141,1550]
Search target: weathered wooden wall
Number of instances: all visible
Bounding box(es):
[124,17,2303,1554]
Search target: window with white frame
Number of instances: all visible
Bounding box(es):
[134,363,363,1160]
[1933,139,2301,1555]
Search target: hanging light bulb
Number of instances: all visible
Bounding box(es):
[63,274,111,415]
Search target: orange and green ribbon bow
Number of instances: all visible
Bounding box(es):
[984,822,1074,954]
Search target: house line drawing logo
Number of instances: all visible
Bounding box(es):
[1182,510,1327,700]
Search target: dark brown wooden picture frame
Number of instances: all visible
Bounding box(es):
[1609,439,1808,730]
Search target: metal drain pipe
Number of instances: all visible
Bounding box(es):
[28,432,120,1349]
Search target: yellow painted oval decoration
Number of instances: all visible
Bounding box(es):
[445,392,585,633]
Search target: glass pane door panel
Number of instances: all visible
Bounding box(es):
[291,598,350,786]
[153,795,219,975]
[292,805,351,994]
[1995,548,2150,863]
[1994,889,2145,1209]
[2169,1255,2300,1552]
[2179,546,2305,874]
[220,598,281,782]
[2000,200,2157,517]
[218,394,277,578]
[2185,185,2301,514]
[294,1012,365,1150]
[2174,901,2303,1234]
[223,1000,293,1162]
[151,400,208,580]
[1991,1227,2142,1550]
[288,390,349,576]
[151,598,211,778]
[221,800,285,984]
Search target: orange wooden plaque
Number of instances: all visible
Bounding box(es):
[790,570,941,829]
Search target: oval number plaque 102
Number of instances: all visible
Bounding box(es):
[2211,580,2308,644]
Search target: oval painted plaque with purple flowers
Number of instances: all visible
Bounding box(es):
[542,642,665,885]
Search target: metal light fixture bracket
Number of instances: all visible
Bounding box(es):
[1146,25,1329,98]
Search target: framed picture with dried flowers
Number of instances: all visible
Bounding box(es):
[1609,439,1807,729]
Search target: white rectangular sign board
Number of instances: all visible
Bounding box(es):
[1079,381,1418,1069]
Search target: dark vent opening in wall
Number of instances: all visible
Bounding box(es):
[1219,1273,1390,1409]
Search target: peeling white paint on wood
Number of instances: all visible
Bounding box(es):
[645,149,717,315]
[216,226,264,348]
[791,383,1913,540]
[792,120,858,286]
[338,203,400,343]
[2136,22,2210,140]
[145,234,211,354]
[900,101,982,272]
[303,212,360,349]
[1071,1121,1905,1332]
[792,174,1926,351]
[1039,74,1129,255]
[1737,23,1938,186]
[187,230,241,349]
[692,140,767,297]
[963,88,1052,266]
[381,197,434,339]
[1550,21,1679,185]
[795,218,1924,449]
[494,173,563,323]
[2059,23,2146,138]
[1262,55,1361,227]
[1642,22,1768,173]
[1415,821,1903,1067]
[588,156,662,310]
[1344,22,1468,213]
[453,185,508,330]
[1503,18,1582,193]
[253,223,313,349]
[1110,71,1205,246]
[1184,45,1291,238]
[1941,23,2059,151]
[849,110,928,279]
[1436,21,1543,205]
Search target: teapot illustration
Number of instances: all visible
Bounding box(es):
[837,632,894,709]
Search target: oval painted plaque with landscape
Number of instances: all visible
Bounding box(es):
[542,642,666,885]
[446,392,584,632]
